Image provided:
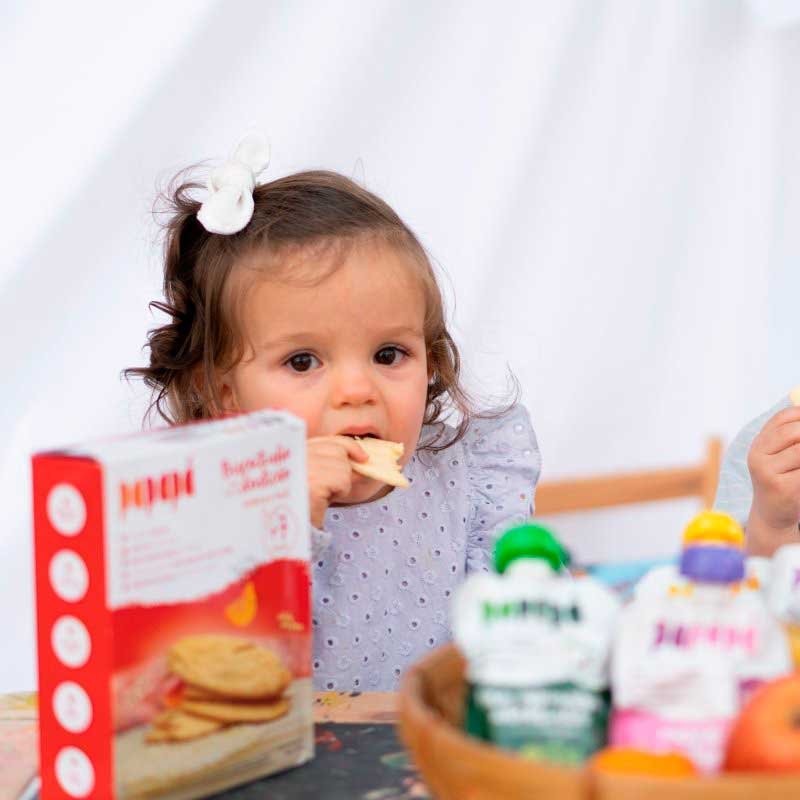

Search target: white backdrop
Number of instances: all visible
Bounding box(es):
[1,0,799,692]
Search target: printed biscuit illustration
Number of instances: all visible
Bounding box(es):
[168,635,291,700]
[142,635,293,745]
[179,697,290,724]
[146,710,223,743]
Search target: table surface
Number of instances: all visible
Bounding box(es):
[0,691,431,800]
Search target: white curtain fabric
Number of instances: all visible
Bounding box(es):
[1,0,798,691]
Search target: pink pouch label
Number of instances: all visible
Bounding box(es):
[610,709,732,773]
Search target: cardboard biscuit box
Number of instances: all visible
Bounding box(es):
[33,411,313,799]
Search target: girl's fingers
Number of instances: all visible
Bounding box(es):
[760,420,800,456]
[760,406,800,437]
[309,455,354,496]
[328,462,355,497]
[767,442,800,476]
[328,436,369,462]
[308,436,369,462]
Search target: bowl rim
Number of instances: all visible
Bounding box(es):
[397,642,800,791]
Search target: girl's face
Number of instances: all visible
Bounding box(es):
[220,238,430,504]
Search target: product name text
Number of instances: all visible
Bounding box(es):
[652,622,757,652]
[482,600,582,625]
[222,447,291,494]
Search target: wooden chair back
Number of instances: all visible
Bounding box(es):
[534,438,723,515]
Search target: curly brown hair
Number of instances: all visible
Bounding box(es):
[125,168,477,451]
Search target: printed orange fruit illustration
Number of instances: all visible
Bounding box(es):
[225,581,258,627]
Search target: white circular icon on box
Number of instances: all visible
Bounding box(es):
[53,681,92,734]
[49,550,89,603]
[55,746,95,798]
[47,484,87,537]
[51,616,91,669]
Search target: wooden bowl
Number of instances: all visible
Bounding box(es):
[397,643,800,800]
[397,643,586,799]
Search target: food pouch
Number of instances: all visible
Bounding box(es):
[763,543,800,622]
[611,511,792,773]
[452,524,620,765]
[755,543,800,668]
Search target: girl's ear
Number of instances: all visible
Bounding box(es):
[217,373,240,414]
[194,364,239,416]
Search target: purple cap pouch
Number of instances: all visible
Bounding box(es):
[679,544,745,584]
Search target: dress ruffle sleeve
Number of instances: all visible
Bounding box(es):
[464,404,542,573]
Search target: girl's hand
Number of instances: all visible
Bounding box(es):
[307,436,369,528]
[746,405,800,555]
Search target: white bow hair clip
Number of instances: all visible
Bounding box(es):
[196,132,271,235]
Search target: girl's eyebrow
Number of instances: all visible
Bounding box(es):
[377,325,425,338]
[263,325,423,349]
[260,332,324,350]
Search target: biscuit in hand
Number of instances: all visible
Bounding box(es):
[350,438,409,488]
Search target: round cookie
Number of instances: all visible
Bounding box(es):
[146,709,223,743]
[180,697,290,723]
[182,685,222,702]
[168,635,291,699]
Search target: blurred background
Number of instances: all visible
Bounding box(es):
[1,0,799,691]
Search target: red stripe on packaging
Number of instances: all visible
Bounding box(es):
[33,454,113,799]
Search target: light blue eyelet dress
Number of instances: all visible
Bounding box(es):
[309,404,541,691]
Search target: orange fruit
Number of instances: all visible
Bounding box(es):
[724,674,800,772]
[591,747,698,777]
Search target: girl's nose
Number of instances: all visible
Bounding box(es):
[330,363,378,407]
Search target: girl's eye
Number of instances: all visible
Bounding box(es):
[286,353,320,372]
[374,346,406,366]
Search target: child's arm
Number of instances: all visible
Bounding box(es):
[745,405,800,556]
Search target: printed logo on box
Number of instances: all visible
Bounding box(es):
[51,616,91,669]
[263,505,299,557]
[47,484,87,536]
[55,746,95,798]
[49,550,89,603]
[53,681,93,733]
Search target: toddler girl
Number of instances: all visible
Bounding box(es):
[127,134,541,691]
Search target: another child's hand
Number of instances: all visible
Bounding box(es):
[307,436,368,528]
[746,405,800,555]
